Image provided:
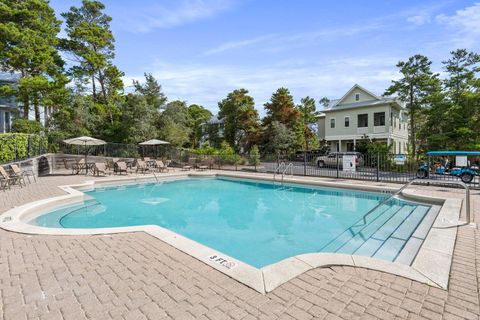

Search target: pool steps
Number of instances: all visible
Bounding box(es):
[321,201,438,265]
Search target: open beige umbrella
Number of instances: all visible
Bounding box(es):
[64,136,106,174]
[139,139,170,157]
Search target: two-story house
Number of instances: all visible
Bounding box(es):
[317,84,409,154]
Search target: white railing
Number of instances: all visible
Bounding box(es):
[281,163,293,185]
[273,162,286,185]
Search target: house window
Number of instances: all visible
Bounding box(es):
[344,116,350,127]
[357,114,368,127]
[330,118,335,128]
[374,112,385,126]
[355,93,360,101]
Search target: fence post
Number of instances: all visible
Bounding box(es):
[254,155,257,172]
[376,153,380,182]
[27,135,31,159]
[303,150,307,176]
[336,153,339,179]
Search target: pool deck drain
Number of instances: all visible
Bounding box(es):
[0,171,479,319]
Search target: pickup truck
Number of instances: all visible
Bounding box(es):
[316,152,364,168]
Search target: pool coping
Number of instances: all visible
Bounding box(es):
[0,171,462,294]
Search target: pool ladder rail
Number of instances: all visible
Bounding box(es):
[273,162,294,186]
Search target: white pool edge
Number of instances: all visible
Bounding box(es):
[0,171,461,294]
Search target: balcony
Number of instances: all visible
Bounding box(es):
[357,127,368,134]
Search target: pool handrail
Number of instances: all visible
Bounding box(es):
[362,178,471,225]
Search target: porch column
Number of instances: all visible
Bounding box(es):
[338,139,342,152]
[353,138,356,151]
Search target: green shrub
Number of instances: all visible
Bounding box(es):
[11,119,44,134]
[0,133,47,163]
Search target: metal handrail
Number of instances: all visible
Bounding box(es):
[361,178,417,225]
[362,178,471,225]
[412,178,471,224]
[273,162,286,184]
[281,163,293,185]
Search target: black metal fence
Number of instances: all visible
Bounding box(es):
[169,150,480,189]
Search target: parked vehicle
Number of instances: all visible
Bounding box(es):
[293,149,325,162]
[417,151,480,183]
[316,152,364,168]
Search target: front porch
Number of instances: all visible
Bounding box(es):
[328,138,391,153]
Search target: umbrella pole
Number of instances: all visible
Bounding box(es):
[85,142,88,175]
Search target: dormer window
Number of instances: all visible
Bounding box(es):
[355,93,360,101]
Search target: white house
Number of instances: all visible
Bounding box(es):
[317,84,409,154]
[0,73,22,133]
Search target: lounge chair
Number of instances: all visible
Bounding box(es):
[182,157,196,171]
[10,164,36,183]
[155,160,169,172]
[106,158,115,171]
[94,162,107,176]
[63,159,74,174]
[136,160,149,174]
[197,158,212,171]
[0,166,24,188]
[114,161,128,175]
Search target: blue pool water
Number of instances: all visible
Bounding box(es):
[32,177,432,268]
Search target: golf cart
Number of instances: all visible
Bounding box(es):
[417,151,480,183]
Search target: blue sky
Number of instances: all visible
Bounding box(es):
[50,0,480,114]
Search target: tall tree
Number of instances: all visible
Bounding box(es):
[262,88,302,153]
[297,96,318,150]
[61,0,123,106]
[218,89,260,153]
[421,49,480,150]
[0,0,66,121]
[187,104,212,148]
[133,73,167,110]
[385,54,439,156]
[157,100,191,147]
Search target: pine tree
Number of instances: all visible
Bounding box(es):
[385,55,440,156]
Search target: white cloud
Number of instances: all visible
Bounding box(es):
[406,14,431,26]
[124,56,400,115]
[436,3,480,47]
[203,22,383,55]
[204,35,275,55]
[116,0,237,33]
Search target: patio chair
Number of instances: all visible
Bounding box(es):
[136,160,149,174]
[0,176,8,191]
[114,161,128,175]
[63,159,75,174]
[197,158,212,171]
[182,157,196,171]
[0,166,24,188]
[10,164,36,183]
[155,160,169,173]
[94,162,107,176]
[106,158,115,171]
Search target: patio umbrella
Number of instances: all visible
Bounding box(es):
[63,136,106,174]
[139,139,170,157]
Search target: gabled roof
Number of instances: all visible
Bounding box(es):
[321,84,405,113]
[332,84,380,108]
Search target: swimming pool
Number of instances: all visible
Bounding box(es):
[31,176,435,268]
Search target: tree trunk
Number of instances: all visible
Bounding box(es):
[22,95,29,119]
[409,86,416,157]
[33,96,40,122]
[92,74,96,104]
[98,70,107,103]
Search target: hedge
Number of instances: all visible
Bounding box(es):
[0,133,48,164]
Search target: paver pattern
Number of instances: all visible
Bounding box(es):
[0,172,479,320]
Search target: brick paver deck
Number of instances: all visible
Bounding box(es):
[0,173,479,320]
